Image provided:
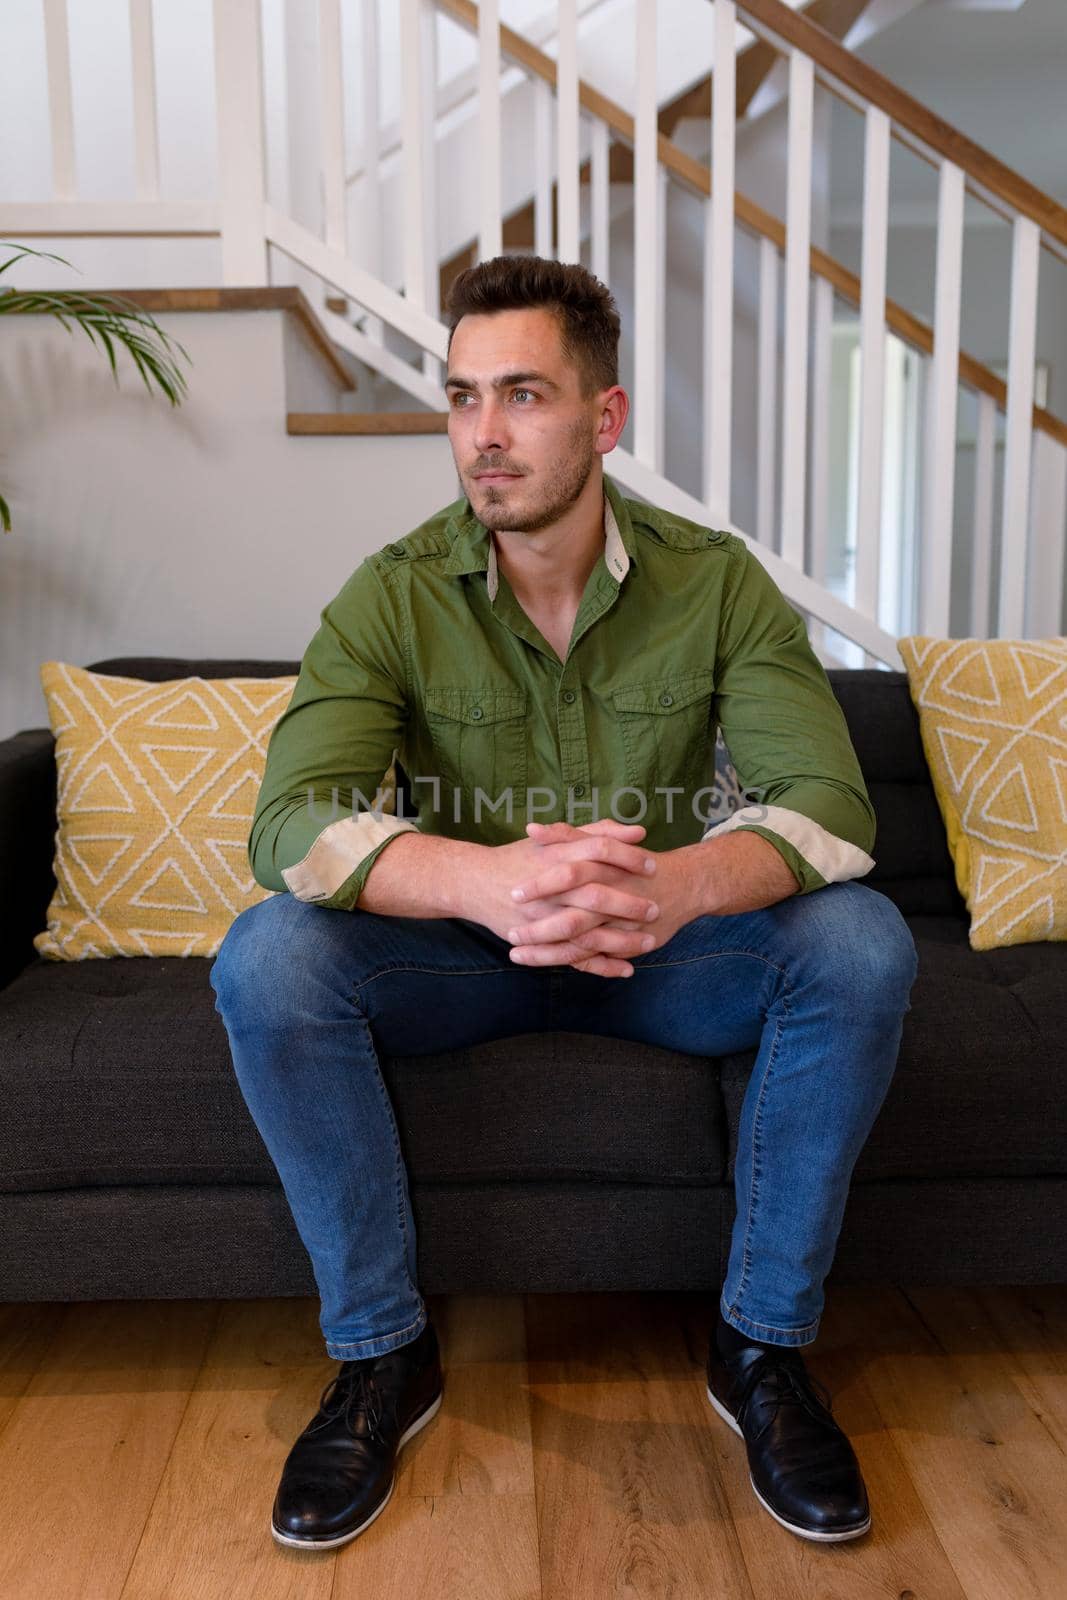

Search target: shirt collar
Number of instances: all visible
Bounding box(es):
[442,475,637,601]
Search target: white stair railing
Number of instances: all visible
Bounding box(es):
[2,0,1065,669]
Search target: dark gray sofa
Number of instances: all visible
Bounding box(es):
[2,656,1064,1305]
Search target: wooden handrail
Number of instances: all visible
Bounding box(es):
[657,0,869,135]
[436,0,1067,448]
[738,0,1067,252]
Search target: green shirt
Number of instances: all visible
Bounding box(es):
[249,475,876,910]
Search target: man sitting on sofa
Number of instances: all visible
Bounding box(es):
[210,255,919,1553]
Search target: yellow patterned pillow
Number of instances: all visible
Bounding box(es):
[35,663,299,959]
[898,636,1067,950]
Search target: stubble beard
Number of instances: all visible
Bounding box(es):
[466,418,598,533]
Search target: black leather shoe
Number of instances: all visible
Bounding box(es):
[271,1318,443,1549]
[706,1318,871,1542]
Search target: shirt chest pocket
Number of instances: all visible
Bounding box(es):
[425,685,528,815]
[611,669,715,794]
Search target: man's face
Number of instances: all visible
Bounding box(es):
[445,307,616,533]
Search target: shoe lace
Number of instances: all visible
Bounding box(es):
[310,1361,385,1442]
[736,1354,835,1443]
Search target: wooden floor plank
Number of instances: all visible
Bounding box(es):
[335,1296,541,1598]
[675,1287,969,1600]
[331,1493,541,1600]
[117,1298,337,1600]
[525,1291,754,1600]
[972,1285,1067,1454]
[0,1303,64,1438]
[401,1295,536,1500]
[837,1285,1067,1600]
[1,1287,1065,1598]
[0,1299,219,1600]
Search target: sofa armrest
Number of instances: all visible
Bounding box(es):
[0,729,57,991]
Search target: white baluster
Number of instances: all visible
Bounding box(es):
[756,235,778,549]
[855,104,890,624]
[808,272,834,651]
[970,392,996,636]
[922,159,965,636]
[591,117,610,284]
[129,0,160,202]
[704,0,736,517]
[655,166,668,474]
[360,0,383,341]
[399,0,439,379]
[557,0,580,262]
[780,50,813,573]
[1026,431,1067,637]
[213,0,268,284]
[400,0,427,304]
[478,0,502,261]
[319,0,347,255]
[998,215,1041,637]
[534,78,554,259]
[634,0,661,471]
[42,0,76,199]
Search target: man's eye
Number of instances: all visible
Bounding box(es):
[451,393,472,407]
[512,389,535,403]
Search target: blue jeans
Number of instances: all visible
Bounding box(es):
[209,879,918,1361]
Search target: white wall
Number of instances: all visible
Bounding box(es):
[0,308,459,738]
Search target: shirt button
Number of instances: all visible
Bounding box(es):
[562,690,576,704]
[659,692,674,707]
[470,706,484,720]
[573,783,585,796]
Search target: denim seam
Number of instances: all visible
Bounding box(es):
[350,962,517,996]
[636,947,787,975]
[632,945,794,1309]
[353,1005,423,1308]
[325,1307,427,1359]
[721,1304,821,1340]
[735,1000,788,1311]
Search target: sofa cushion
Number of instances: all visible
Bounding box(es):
[721,913,1067,1182]
[898,636,1067,950]
[826,670,967,918]
[0,956,727,1193]
[36,661,299,960]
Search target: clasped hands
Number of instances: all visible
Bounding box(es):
[489,817,699,979]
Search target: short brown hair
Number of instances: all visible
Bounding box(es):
[445,255,620,396]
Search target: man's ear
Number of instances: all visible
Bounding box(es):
[596,385,629,454]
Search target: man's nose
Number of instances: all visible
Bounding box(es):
[472,395,510,453]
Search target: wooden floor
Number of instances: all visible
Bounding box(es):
[0,1284,1064,1599]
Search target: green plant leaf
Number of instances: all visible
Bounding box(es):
[0,241,75,280]
[0,245,197,535]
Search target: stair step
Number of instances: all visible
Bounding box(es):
[287,412,448,435]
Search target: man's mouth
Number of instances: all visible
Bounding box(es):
[473,471,522,482]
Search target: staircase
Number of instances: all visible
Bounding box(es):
[2,0,1065,675]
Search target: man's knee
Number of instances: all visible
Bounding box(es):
[210,891,341,1023]
[786,880,919,1008]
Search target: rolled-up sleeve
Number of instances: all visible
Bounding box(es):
[249,558,419,910]
[704,538,876,896]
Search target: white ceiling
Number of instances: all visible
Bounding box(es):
[848,0,1067,203]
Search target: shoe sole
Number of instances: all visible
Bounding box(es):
[270,1386,444,1551]
[705,1382,871,1543]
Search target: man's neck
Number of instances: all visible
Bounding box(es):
[490,470,607,612]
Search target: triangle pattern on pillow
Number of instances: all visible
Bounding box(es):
[35,663,298,960]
